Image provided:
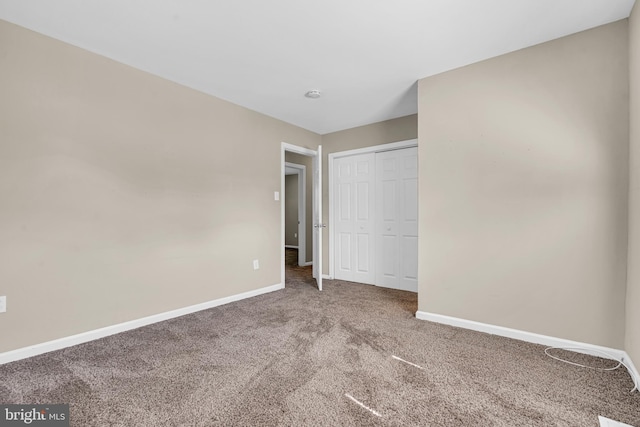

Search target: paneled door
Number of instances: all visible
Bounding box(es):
[375,147,418,292]
[334,153,376,284]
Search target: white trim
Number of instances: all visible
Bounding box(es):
[329,153,335,280]
[415,311,625,357]
[313,145,323,291]
[0,283,283,365]
[285,161,306,266]
[416,311,639,389]
[624,354,640,390]
[330,139,418,160]
[284,245,299,249]
[322,274,332,280]
[282,142,316,157]
[328,139,417,279]
[301,261,313,267]
[281,145,286,290]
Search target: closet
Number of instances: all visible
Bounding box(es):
[332,146,418,292]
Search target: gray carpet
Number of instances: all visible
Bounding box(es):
[1,264,638,426]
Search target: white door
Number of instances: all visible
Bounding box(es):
[375,147,418,292]
[312,145,323,291]
[334,153,376,284]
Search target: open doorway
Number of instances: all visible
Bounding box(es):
[284,162,306,267]
[281,143,323,291]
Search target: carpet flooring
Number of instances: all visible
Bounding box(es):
[1,264,638,426]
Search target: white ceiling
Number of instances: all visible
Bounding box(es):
[0,0,635,134]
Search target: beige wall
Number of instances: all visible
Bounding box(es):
[284,174,298,247]
[321,114,418,274]
[284,152,313,264]
[628,6,640,367]
[0,20,321,353]
[418,21,629,348]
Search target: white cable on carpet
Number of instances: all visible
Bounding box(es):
[344,394,382,417]
[545,347,638,393]
[392,355,424,370]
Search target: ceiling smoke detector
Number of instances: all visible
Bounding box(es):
[304,90,321,99]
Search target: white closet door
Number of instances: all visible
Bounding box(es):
[334,153,376,284]
[375,147,418,292]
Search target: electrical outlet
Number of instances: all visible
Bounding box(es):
[0,296,6,313]
[294,233,297,238]
[253,259,259,270]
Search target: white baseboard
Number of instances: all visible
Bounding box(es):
[0,283,284,366]
[284,245,299,249]
[416,311,639,390]
[322,274,332,280]
[623,353,640,391]
[301,261,313,266]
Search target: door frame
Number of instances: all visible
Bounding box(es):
[328,138,417,280]
[281,142,318,288]
[284,162,306,267]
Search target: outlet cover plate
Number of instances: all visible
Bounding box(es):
[0,296,6,313]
